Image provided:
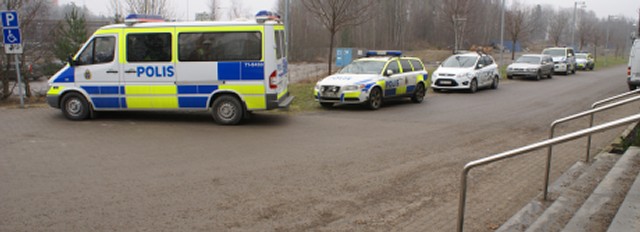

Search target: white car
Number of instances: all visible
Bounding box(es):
[314,52,429,109]
[431,52,500,93]
[542,47,576,75]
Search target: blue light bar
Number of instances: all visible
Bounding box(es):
[255,10,281,23]
[366,50,402,57]
[124,14,164,25]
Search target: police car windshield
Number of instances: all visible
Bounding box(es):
[515,56,540,64]
[339,60,386,74]
[441,56,477,68]
[542,49,565,56]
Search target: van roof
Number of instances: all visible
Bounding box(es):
[101,20,278,30]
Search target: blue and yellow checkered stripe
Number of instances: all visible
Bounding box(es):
[81,84,266,110]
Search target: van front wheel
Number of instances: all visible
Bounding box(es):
[212,95,243,125]
[61,92,91,121]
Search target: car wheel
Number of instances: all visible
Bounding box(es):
[211,95,243,125]
[507,75,513,80]
[61,92,91,121]
[411,83,426,103]
[491,76,499,89]
[630,85,637,91]
[469,79,478,93]
[320,102,333,108]
[548,71,553,79]
[535,70,542,81]
[367,87,383,110]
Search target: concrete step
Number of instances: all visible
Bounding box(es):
[496,161,588,232]
[562,146,640,231]
[523,153,620,232]
[607,150,640,232]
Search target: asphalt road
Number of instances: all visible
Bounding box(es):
[1,65,636,232]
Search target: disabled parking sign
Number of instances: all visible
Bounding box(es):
[1,11,22,54]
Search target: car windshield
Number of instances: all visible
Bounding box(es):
[515,56,541,64]
[542,49,565,56]
[338,60,386,74]
[441,55,477,68]
[576,54,587,59]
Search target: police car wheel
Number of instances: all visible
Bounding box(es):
[367,87,382,110]
[411,84,426,103]
[61,92,91,121]
[212,95,243,125]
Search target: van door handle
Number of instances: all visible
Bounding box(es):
[125,69,136,74]
[106,70,118,74]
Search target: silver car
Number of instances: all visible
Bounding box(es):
[506,54,554,80]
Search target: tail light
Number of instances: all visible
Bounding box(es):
[269,70,277,89]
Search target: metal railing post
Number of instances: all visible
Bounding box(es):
[457,113,640,232]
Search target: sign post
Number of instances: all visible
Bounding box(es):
[1,11,24,108]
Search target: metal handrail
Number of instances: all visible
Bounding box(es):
[544,94,640,200]
[585,89,640,166]
[457,113,640,232]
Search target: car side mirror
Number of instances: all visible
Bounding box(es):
[385,69,394,76]
[477,64,484,69]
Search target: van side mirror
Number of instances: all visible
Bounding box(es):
[67,56,76,67]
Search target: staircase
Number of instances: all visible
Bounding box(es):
[497,146,640,232]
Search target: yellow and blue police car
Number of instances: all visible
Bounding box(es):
[47,11,293,125]
[314,51,428,109]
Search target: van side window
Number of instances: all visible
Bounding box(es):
[178,32,262,62]
[400,59,413,72]
[76,36,115,65]
[410,60,424,71]
[127,33,172,62]
[275,30,284,59]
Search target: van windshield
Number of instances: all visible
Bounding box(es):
[441,56,477,68]
[542,49,565,56]
[576,54,587,59]
[339,61,386,74]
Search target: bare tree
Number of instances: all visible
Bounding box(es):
[230,1,245,19]
[548,10,570,46]
[505,1,537,59]
[441,0,471,53]
[303,0,374,75]
[209,0,219,20]
[124,0,172,18]
[108,0,124,23]
[576,10,597,51]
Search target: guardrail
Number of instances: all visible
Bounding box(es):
[543,94,640,200]
[457,113,640,232]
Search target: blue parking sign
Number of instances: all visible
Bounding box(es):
[3,28,21,44]
[1,11,18,27]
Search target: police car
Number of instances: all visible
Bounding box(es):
[431,52,500,93]
[314,51,428,109]
[46,11,293,125]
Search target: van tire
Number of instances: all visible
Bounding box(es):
[61,92,91,121]
[211,95,243,125]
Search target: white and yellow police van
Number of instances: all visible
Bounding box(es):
[47,12,293,125]
[314,51,428,109]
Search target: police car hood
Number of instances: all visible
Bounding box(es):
[551,56,567,62]
[318,74,379,86]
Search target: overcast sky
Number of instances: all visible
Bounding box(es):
[61,0,639,21]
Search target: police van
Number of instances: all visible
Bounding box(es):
[628,38,640,90]
[46,12,293,125]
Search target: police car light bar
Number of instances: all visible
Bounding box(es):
[365,50,402,57]
[125,14,165,25]
[255,10,281,23]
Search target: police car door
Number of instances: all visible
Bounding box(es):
[74,33,121,108]
[384,60,404,97]
[399,59,415,95]
[122,30,177,109]
[478,56,491,86]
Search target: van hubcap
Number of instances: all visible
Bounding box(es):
[66,99,83,116]
[218,102,236,119]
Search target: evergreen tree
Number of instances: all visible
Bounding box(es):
[53,4,88,63]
